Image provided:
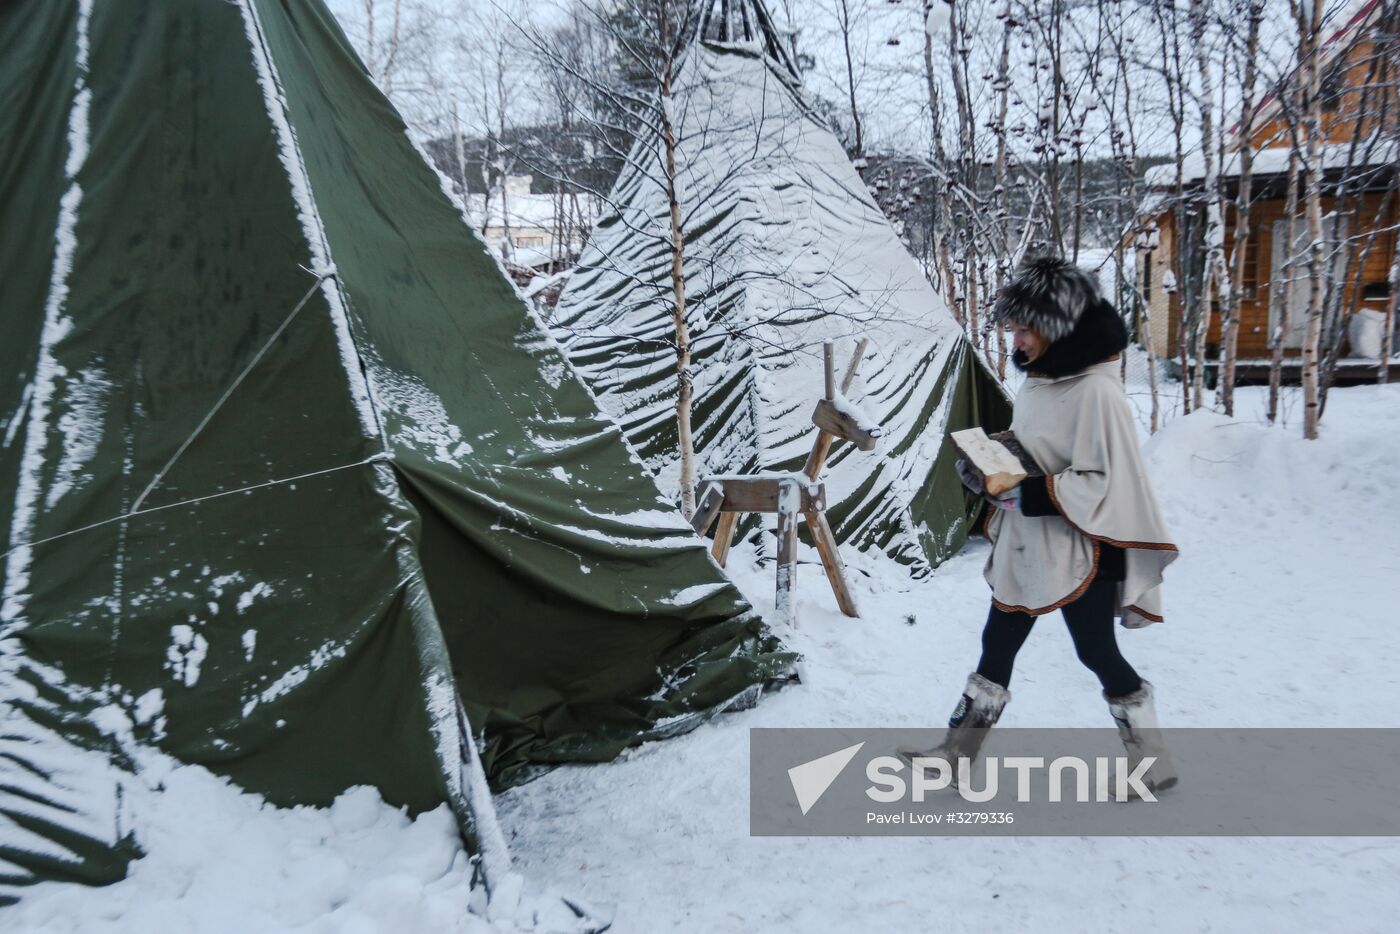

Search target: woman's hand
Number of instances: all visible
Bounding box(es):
[957,458,1021,512]
[955,457,984,495]
[988,487,1022,512]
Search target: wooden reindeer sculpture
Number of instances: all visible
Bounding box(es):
[690,340,880,628]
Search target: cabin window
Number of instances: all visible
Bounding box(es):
[1142,253,1153,300]
[1238,236,1259,298]
[1320,60,1346,113]
[1362,281,1392,301]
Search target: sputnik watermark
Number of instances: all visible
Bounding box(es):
[787,741,864,815]
[751,728,1400,836]
[867,754,1158,803]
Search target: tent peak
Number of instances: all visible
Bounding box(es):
[692,0,800,81]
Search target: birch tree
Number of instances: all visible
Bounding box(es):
[1269,126,1302,423]
[534,0,702,516]
[656,0,699,518]
[1217,0,1263,417]
[830,0,867,157]
[1188,0,1229,412]
[1291,0,1325,439]
[1083,0,1162,428]
[920,0,961,314]
[522,0,874,519]
[1317,5,1399,408]
[1147,0,1195,415]
[1385,223,1400,384]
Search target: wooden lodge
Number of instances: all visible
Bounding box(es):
[1135,0,1399,384]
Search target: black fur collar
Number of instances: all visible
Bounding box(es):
[1013,298,1129,378]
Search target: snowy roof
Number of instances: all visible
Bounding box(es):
[1073,248,1134,295]
[1136,190,1170,217]
[505,244,554,268]
[1143,138,1398,189]
[466,190,566,231]
[465,177,599,235]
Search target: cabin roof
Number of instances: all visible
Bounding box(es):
[1142,137,1397,189]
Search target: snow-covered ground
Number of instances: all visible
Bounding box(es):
[9,381,1400,932]
[5,767,495,934]
[501,381,1400,933]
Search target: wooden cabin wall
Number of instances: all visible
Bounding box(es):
[1141,191,1397,359]
[1250,25,1400,149]
[1132,3,1398,366]
[1140,211,1177,358]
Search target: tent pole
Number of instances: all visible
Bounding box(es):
[456,700,522,910]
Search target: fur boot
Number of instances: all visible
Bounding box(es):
[1106,680,1178,795]
[898,672,1010,784]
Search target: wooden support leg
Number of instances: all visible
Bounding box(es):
[774,480,800,629]
[711,511,739,568]
[802,433,834,482]
[805,510,860,618]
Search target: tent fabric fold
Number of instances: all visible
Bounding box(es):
[0,0,792,902]
[552,2,1012,573]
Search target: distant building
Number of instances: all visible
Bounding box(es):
[466,174,599,273]
[1135,0,1398,382]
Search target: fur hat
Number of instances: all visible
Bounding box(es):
[988,255,1103,344]
[1012,296,1129,377]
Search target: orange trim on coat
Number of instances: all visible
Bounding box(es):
[991,539,1103,617]
[987,420,1175,622]
[1044,471,1180,553]
[1123,604,1164,623]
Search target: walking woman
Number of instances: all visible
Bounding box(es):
[903,256,1180,792]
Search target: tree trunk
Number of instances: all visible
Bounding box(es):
[1108,0,1159,429]
[837,0,863,158]
[1218,0,1262,417]
[1156,0,1191,415]
[452,106,471,220]
[992,16,1012,380]
[660,7,697,518]
[1318,26,1395,416]
[1383,227,1399,384]
[1297,0,1324,440]
[496,53,513,261]
[947,0,979,347]
[1046,0,1065,249]
[1270,139,1300,423]
[921,5,958,310]
[1189,0,1226,412]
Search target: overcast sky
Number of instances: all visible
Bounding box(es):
[325,0,1350,160]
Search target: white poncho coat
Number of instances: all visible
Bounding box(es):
[983,359,1178,627]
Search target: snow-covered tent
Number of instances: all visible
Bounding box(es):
[0,0,792,902]
[552,0,1010,571]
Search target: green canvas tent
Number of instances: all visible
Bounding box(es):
[553,0,1011,573]
[0,0,792,903]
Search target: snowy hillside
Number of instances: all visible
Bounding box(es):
[11,381,1400,932]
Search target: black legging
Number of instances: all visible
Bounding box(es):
[976,573,1143,697]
